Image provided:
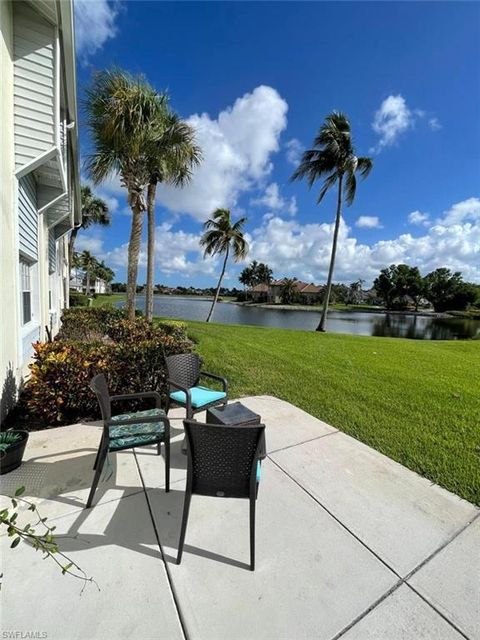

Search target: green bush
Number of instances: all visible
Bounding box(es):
[69,292,89,307]
[24,310,193,426]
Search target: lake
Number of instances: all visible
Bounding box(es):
[121,296,480,340]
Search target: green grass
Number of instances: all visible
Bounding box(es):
[185,320,480,505]
[91,294,125,307]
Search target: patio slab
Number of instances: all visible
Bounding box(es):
[0,491,184,640]
[147,458,398,640]
[270,429,478,576]
[1,395,477,640]
[409,516,480,639]
[0,422,143,520]
[341,584,464,639]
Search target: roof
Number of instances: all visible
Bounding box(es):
[251,283,269,292]
[299,283,323,294]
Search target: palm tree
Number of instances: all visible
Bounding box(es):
[280,278,297,304]
[257,263,273,285]
[69,186,110,275]
[144,110,201,321]
[78,250,98,296]
[200,209,248,323]
[84,69,168,320]
[291,112,373,331]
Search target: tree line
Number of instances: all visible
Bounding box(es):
[373,265,479,312]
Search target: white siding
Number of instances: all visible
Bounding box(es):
[13,2,55,170]
[18,173,38,261]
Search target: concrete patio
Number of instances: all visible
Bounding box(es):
[1,396,478,640]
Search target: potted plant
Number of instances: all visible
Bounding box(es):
[0,430,29,474]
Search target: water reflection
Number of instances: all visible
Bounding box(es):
[120,296,480,340]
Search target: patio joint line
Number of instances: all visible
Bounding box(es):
[267,430,339,455]
[133,450,190,640]
[269,456,475,640]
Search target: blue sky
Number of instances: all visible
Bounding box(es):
[74,0,480,287]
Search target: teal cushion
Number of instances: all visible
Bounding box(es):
[170,386,226,408]
[256,461,261,483]
[109,408,165,450]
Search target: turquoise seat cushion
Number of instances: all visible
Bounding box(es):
[256,461,261,483]
[109,408,165,450]
[170,386,226,408]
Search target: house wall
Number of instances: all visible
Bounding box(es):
[0,0,78,424]
[0,0,20,422]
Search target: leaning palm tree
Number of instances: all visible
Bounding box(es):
[144,110,201,321]
[84,69,168,320]
[291,112,373,331]
[69,186,110,276]
[200,209,248,323]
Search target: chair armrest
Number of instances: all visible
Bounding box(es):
[110,391,162,409]
[199,371,228,393]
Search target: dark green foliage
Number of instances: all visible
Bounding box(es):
[0,432,22,453]
[424,268,478,312]
[69,292,89,307]
[24,308,192,426]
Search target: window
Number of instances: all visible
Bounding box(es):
[20,259,32,325]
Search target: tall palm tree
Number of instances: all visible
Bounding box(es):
[144,110,201,321]
[69,186,110,274]
[200,209,248,323]
[280,278,298,304]
[84,69,168,320]
[291,112,373,331]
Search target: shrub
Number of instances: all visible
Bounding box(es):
[69,292,89,307]
[24,310,193,426]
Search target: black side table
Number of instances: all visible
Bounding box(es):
[206,402,266,459]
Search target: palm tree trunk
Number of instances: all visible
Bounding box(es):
[145,181,157,322]
[68,227,79,279]
[86,271,91,297]
[317,174,343,332]
[126,202,144,321]
[206,246,229,323]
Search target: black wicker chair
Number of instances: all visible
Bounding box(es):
[165,353,228,420]
[87,374,170,508]
[177,419,265,571]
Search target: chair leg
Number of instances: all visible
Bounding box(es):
[93,435,104,470]
[250,498,256,571]
[86,445,108,509]
[157,441,161,456]
[164,438,170,493]
[176,490,192,564]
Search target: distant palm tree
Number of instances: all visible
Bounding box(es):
[84,69,168,320]
[291,112,372,331]
[201,209,248,322]
[144,110,201,321]
[69,186,110,276]
[280,278,297,304]
[78,250,98,296]
[257,263,273,285]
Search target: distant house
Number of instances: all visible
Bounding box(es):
[250,279,324,304]
[0,0,81,419]
[70,268,108,295]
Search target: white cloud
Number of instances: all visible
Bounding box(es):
[74,0,119,61]
[248,197,480,284]
[436,197,480,225]
[285,138,304,166]
[75,234,105,254]
[156,86,288,221]
[372,95,413,150]
[371,95,441,152]
[355,216,382,229]
[408,210,430,226]
[251,182,297,215]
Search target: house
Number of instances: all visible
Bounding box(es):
[0,0,81,420]
[70,268,108,295]
[250,279,324,304]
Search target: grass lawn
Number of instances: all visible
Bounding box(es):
[184,320,480,505]
[91,293,125,307]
